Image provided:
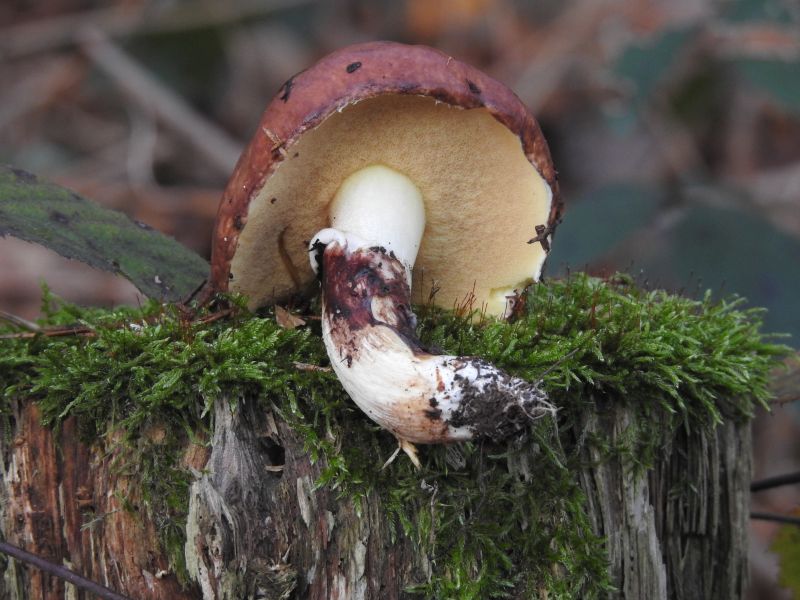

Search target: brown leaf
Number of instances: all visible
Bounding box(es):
[293,362,331,373]
[275,306,306,330]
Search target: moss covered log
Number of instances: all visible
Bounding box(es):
[0,274,787,599]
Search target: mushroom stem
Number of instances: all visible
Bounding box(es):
[328,164,425,284]
[309,228,555,466]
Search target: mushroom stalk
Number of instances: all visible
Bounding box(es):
[328,164,425,284]
[309,227,555,467]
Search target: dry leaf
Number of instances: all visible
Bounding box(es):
[275,305,306,329]
[293,362,331,373]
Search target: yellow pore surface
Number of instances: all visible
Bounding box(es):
[230,94,552,314]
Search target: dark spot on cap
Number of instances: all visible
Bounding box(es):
[50,210,69,224]
[429,397,439,408]
[228,272,234,280]
[467,80,481,94]
[279,77,294,102]
[346,61,362,74]
[270,197,277,204]
[293,152,299,158]
[233,215,244,230]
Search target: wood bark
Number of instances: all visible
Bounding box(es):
[575,402,751,599]
[0,396,750,599]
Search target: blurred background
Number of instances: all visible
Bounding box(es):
[0,0,798,597]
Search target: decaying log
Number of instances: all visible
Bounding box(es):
[0,401,195,599]
[575,402,750,599]
[0,389,751,599]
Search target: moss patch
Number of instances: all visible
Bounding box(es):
[0,274,788,598]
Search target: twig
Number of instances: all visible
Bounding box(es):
[0,310,42,333]
[125,105,159,186]
[751,471,800,493]
[193,308,234,325]
[293,362,331,372]
[76,27,242,176]
[0,306,233,340]
[497,0,616,112]
[0,0,316,59]
[0,540,132,600]
[181,278,209,306]
[0,326,95,340]
[750,512,800,527]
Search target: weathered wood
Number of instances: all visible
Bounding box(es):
[184,399,429,599]
[0,395,751,599]
[575,402,750,600]
[0,401,196,599]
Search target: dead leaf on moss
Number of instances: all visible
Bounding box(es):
[275,306,306,329]
[293,362,331,373]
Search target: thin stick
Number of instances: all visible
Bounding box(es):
[0,305,236,341]
[751,471,800,493]
[77,27,241,176]
[500,0,615,111]
[293,362,331,372]
[0,0,315,59]
[0,326,95,340]
[0,541,133,600]
[750,512,800,527]
[193,308,234,325]
[0,310,42,333]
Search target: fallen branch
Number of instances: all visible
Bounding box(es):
[76,27,242,176]
[0,305,234,340]
[0,309,42,332]
[0,0,315,59]
[0,325,95,340]
[0,540,132,600]
[751,471,800,493]
[293,362,331,372]
[751,512,800,527]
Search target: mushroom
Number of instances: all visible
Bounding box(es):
[209,42,562,465]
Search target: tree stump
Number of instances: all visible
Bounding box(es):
[0,277,777,598]
[0,395,751,599]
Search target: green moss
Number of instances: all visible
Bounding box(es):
[0,274,788,598]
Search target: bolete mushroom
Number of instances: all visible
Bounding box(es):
[210,41,562,466]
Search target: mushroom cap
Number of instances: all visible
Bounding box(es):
[210,41,562,312]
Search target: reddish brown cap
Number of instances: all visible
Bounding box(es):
[210,41,561,312]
